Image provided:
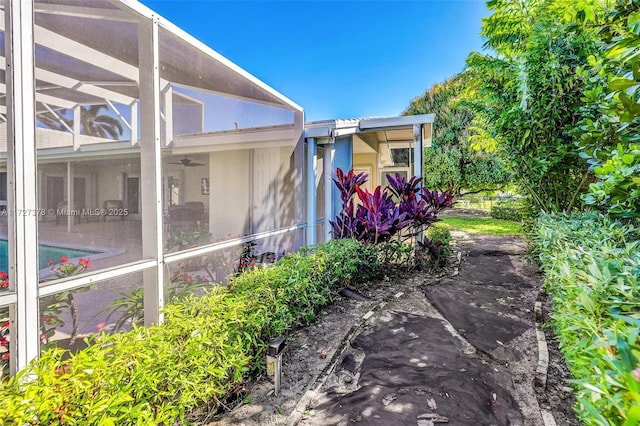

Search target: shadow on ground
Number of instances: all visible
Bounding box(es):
[302,236,544,426]
[310,312,524,425]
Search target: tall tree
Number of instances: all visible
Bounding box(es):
[464,0,610,212]
[404,74,511,195]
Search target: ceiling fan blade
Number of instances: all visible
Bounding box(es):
[166,156,206,167]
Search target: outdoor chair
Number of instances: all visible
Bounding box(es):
[102,200,125,221]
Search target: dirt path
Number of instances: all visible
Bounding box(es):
[208,233,578,426]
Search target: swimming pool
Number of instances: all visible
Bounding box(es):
[0,240,98,272]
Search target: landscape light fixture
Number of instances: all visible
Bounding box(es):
[267,337,286,396]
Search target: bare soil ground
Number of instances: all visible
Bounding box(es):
[206,232,578,426]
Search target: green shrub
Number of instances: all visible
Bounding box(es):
[425,226,453,269]
[0,239,382,424]
[533,212,640,424]
[490,199,533,221]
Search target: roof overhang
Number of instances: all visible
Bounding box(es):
[172,123,299,153]
[304,114,434,147]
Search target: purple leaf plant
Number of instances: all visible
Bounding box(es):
[330,168,454,245]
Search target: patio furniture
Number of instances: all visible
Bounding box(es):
[102,199,125,221]
[167,202,206,231]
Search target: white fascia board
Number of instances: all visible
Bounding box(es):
[113,0,303,113]
[304,125,334,139]
[358,114,436,130]
[173,140,294,153]
[35,143,139,162]
[304,119,359,139]
[173,124,298,150]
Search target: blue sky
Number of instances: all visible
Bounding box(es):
[140,0,489,122]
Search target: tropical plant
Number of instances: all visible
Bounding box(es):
[330,168,453,245]
[577,2,640,218]
[0,258,93,377]
[37,105,124,140]
[100,269,210,332]
[0,239,382,423]
[40,257,94,345]
[404,74,511,194]
[533,212,640,424]
[463,0,609,212]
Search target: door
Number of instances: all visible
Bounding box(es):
[46,176,65,210]
[73,177,86,210]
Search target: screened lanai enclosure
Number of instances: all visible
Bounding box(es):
[0,0,434,378]
[0,0,305,376]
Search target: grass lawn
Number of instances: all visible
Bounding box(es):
[436,216,524,236]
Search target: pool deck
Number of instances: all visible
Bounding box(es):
[1,218,145,338]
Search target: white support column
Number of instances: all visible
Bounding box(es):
[413,124,424,244]
[138,16,164,326]
[6,0,40,373]
[66,161,73,233]
[323,142,335,242]
[306,137,317,247]
[73,105,81,150]
[130,101,138,146]
[162,84,173,146]
[413,124,423,183]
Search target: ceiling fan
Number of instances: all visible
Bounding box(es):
[168,156,206,167]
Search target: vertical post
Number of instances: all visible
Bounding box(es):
[72,105,81,151]
[306,137,317,247]
[130,101,138,146]
[66,161,73,232]
[6,0,40,372]
[162,85,173,146]
[323,142,334,242]
[413,124,423,185]
[293,110,305,250]
[413,124,424,244]
[138,16,164,326]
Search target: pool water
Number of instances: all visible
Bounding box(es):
[0,240,98,272]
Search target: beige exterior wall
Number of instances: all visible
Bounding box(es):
[209,150,250,240]
[353,152,379,191]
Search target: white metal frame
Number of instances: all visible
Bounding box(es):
[5,0,40,375]
[0,0,306,374]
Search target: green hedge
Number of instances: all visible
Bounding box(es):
[0,239,381,425]
[533,212,640,425]
[490,199,533,221]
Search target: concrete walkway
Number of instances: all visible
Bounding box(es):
[297,234,547,426]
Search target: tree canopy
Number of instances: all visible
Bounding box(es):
[404,74,511,195]
[462,0,610,212]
